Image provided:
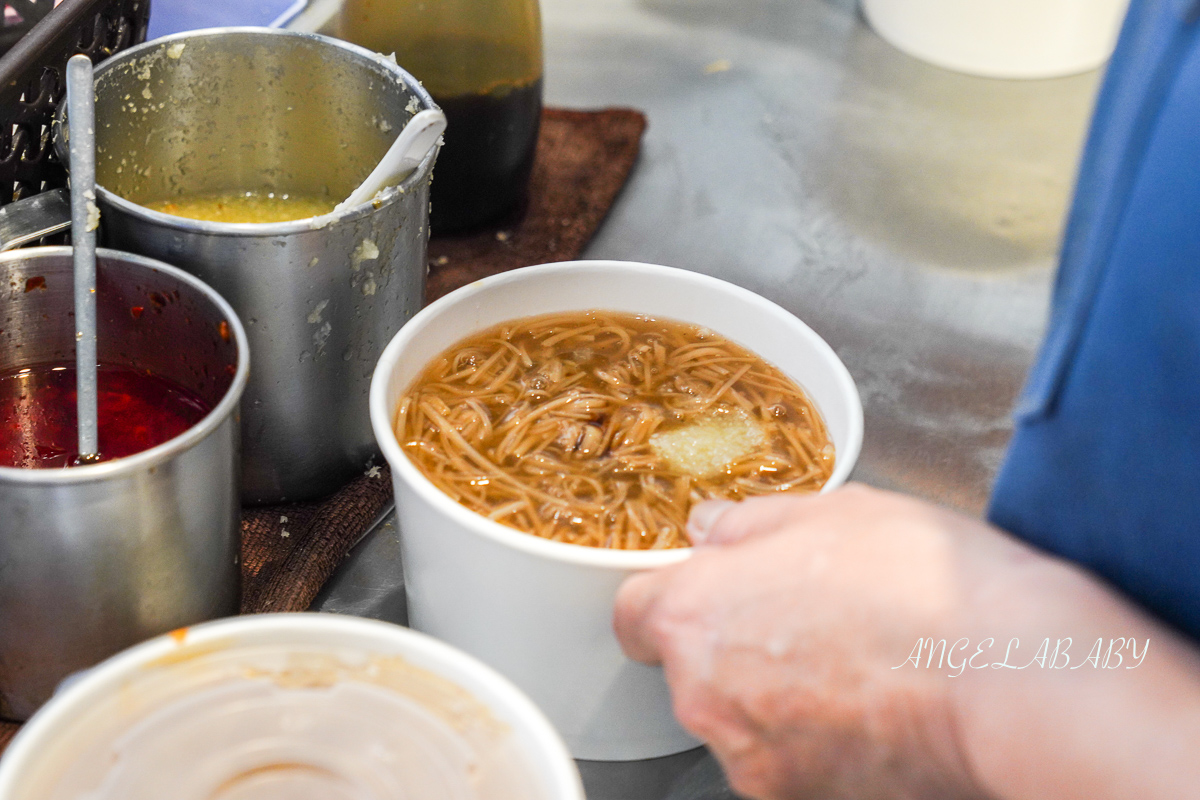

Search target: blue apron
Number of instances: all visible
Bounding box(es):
[988,0,1200,640]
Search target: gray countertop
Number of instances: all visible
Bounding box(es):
[315,0,1104,796]
[540,0,1100,516]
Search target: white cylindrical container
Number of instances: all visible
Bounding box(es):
[0,614,582,800]
[861,0,1131,79]
[370,261,864,760]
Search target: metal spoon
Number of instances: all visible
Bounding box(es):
[335,108,446,212]
[66,54,100,464]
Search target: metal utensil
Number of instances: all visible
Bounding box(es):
[0,189,71,252]
[66,54,99,463]
[0,247,249,721]
[82,29,439,504]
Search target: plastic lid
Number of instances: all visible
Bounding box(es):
[2,618,573,800]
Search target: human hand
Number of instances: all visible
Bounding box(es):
[613,484,1022,800]
[614,483,1200,800]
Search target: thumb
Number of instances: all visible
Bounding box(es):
[613,569,669,664]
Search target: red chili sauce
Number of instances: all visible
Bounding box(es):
[0,363,212,469]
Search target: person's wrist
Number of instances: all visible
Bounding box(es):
[948,546,1200,800]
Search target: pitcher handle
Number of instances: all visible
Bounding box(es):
[0,188,73,252]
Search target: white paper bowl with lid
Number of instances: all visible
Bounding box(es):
[0,614,582,800]
[369,260,863,760]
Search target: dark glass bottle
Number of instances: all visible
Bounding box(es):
[338,0,543,234]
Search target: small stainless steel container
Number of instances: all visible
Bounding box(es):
[0,247,249,721]
[86,28,437,503]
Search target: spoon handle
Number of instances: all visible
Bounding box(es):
[338,108,446,211]
[67,54,100,462]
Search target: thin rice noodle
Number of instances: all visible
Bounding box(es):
[395,311,835,550]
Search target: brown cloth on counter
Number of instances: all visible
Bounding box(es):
[240,465,396,614]
[0,106,646,753]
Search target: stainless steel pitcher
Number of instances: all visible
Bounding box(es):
[0,247,249,720]
[81,28,438,504]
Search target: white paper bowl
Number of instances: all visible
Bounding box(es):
[0,614,582,800]
[862,0,1130,79]
[370,261,863,760]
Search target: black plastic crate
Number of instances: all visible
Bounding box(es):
[0,0,150,206]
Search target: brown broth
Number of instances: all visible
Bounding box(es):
[395,311,835,550]
[428,78,541,233]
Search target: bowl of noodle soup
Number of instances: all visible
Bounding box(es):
[370,261,862,760]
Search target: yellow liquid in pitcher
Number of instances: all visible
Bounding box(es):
[145,191,335,223]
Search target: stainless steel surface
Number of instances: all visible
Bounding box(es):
[315,0,1106,795]
[66,55,99,460]
[0,248,248,720]
[311,505,404,620]
[86,29,437,504]
[0,190,72,252]
[542,0,1100,516]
